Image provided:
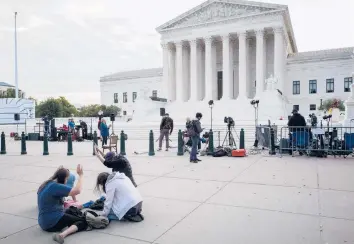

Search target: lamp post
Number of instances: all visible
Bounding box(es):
[14,12,19,99]
[208,100,214,131]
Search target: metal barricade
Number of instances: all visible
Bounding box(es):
[279,126,354,158]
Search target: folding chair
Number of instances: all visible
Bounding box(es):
[103,135,118,153]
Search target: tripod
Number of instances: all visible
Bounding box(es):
[222,125,237,148]
[110,120,115,136]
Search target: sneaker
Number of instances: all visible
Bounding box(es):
[165,148,169,151]
[196,158,202,162]
[157,148,162,151]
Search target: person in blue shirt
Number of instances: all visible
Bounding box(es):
[68,119,75,133]
[37,164,84,244]
[100,119,110,147]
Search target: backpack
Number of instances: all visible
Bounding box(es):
[85,210,109,229]
[163,117,173,130]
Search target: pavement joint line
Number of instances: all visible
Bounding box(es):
[0,210,37,220]
[204,201,354,222]
[96,230,153,243]
[0,224,39,240]
[0,189,38,201]
[152,156,262,243]
[316,160,324,242]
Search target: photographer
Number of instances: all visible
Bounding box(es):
[288,109,306,132]
[79,120,88,139]
[187,113,203,163]
[158,113,174,152]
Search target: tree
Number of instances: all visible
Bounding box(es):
[79,104,120,117]
[35,98,62,118]
[56,96,78,117]
[28,96,38,106]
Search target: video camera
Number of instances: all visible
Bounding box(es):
[323,114,332,120]
[224,117,235,128]
[309,113,318,127]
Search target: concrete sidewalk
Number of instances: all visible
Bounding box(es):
[0,140,354,243]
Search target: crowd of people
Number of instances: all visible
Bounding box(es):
[37,144,143,243]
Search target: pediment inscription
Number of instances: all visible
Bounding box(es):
[165,2,274,29]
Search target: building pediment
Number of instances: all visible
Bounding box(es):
[156,0,286,32]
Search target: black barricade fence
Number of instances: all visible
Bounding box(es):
[256,125,277,148]
[279,126,354,157]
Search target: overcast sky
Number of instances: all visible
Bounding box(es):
[0,0,353,106]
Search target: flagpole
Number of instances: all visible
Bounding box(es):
[14,12,19,99]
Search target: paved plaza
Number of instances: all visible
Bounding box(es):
[0,139,354,243]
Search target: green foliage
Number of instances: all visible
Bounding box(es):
[0,88,22,98]
[56,96,78,117]
[78,104,120,117]
[319,98,345,111]
[35,98,62,118]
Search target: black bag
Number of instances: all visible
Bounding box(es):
[213,149,227,157]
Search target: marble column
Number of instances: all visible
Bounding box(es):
[255,29,265,97]
[161,43,170,101]
[204,36,213,101]
[169,46,176,101]
[222,34,232,100]
[190,39,198,102]
[274,27,286,93]
[238,31,247,99]
[175,41,184,102]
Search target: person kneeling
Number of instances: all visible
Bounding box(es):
[95,172,144,222]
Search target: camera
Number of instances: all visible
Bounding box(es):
[323,114,332,120]
[224,117,235,128]
[250,100,259,106]
[309,113,318,127]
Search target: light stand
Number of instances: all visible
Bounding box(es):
[251,100,260,147]
[208,100,214,131]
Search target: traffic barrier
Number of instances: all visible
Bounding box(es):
[148,130,155,156]
[208,129,214,154]
[177,130,183,156]
[43,132,49,156]
[120,130,126,155]
[21,132,27,155]
[67,133,73,156]
[93,131,98,155]
[239,128,245,149]
[0,132,5,155]
[279,126,354,158]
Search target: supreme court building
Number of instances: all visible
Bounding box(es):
[100,0,354,121]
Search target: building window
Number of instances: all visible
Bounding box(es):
[309,80,317,94]
[326,78,334,93]
[293,105,299,111]
[344,77,353,92]
[123,111,127,115]
[152,90,157,98]
[310,104,316,111]
[113,93,118,103]
[123,92,127,103]
[132,92,137,102]
[293,81,300,95]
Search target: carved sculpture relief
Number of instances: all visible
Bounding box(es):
[167,2,273,29]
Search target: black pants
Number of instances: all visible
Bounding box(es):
[102,136,108,147]
[46,213,87,232]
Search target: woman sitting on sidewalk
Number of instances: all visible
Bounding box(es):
[37,165,84,244]
[95,172,144,222]
[94,144,137,187]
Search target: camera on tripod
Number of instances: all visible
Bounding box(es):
[250,100,259,106]
[323,114,332,120]
[224,117,235,128]
[309,113,318,127]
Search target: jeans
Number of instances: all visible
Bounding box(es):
[158,129,170,149]
[190,136,199,161]
[102,136,108,147]
[107,202,143,221]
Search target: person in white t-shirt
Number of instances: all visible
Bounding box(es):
[95,172,144,222]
